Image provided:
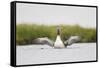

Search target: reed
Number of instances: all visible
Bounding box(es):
[16,24,96,45]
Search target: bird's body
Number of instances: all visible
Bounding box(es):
[54,35,65,48]
[53,25,65,48]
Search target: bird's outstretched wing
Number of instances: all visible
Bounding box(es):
[64,36,81,47]
[32,37,54,47]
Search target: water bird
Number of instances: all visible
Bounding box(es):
[32,26,80,48]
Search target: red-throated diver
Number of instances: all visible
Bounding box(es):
[31,26,80,48]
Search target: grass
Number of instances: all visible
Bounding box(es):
[16,24,96,45]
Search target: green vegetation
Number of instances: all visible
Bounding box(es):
[16,24,96,45]
[61,25,96,42]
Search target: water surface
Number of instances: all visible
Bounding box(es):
[16,43,96,65]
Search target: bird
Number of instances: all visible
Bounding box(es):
[31,25,80,48]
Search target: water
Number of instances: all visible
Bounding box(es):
[16,43,96,65]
